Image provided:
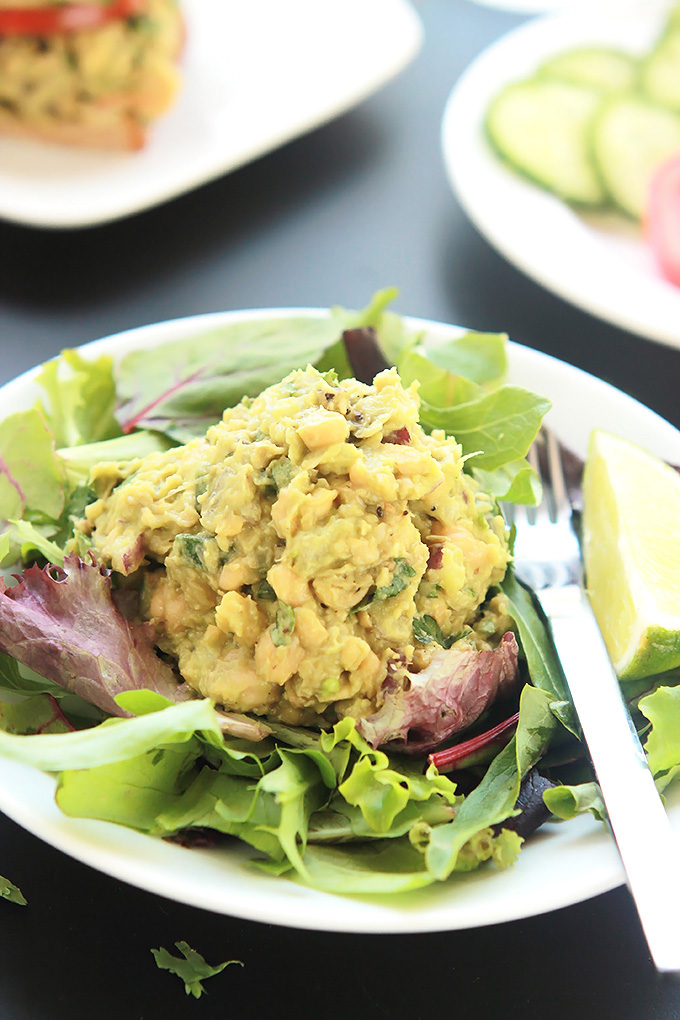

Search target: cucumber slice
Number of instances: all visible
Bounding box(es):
[667,2,680,32]
[537,47,638,94]
[590,95,680,219]
[485,79,607,205]
[639,29,680,112]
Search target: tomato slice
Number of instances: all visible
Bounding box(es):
[646,153,680,288]
[0,0,143,36]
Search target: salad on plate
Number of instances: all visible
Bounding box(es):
[0,291,679,899]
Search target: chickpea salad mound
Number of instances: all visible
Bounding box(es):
[0,291,678,896]
[84,364,511,733]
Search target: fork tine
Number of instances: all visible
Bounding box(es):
[507,426,580,589]
[524,441,540,525]
[544,427,570,523]
[503,427,571,533]
[527,438,540,476]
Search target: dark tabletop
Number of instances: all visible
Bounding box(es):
[1,1,680,1017]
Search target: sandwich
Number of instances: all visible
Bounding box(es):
[0,0,184,150]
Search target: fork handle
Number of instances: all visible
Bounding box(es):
[538,584,680,973]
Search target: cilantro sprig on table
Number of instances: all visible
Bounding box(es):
[151,941,243,999]
[0,875,26,906]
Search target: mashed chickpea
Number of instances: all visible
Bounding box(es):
[83,367,510,725]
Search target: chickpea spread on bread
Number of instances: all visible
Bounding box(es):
[80,367,511,726]
[0,0,183,149]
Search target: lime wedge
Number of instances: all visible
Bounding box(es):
[582,429,680,681]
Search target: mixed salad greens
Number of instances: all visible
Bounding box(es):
[1,290,680,898]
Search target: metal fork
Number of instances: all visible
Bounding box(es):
[507,428,680,973]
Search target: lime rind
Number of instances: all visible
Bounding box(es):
[617,622,680,681]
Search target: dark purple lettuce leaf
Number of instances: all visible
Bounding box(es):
[357,632,519,755]
[0,555,273,742]
[0,555,192,717]
[342,327,391,384]
[492,768,557,841]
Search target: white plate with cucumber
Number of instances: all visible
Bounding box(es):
[442,1,680,349]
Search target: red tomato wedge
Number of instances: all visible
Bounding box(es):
[0,0,143,36]
[646,153,680,288]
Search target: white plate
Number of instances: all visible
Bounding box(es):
[0,0,422,229]
[463,1,648,12]
[442,3,680,350]
[1,307,679,932]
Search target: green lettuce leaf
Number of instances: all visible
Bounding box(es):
[337,753,455,834]
[57,430,174,487]
[0,690,543,894]
[293,822,521,894]
[420,330,508,386]
[0,652,63,696]
[115,317,348,442]
[473,460,542,505]
[322,718,458,828]
[0,694,74,735]
[251,749,336,874]
[0,698,221,771]
[0,519,65,567]
[39,712,463,892]
[114,690,175,715]
[253,724,462,893]
[151,941,242,999]
[49,483,95,552]
[397,349,480,407]
[34,349,119,449]
[293,840,433,894]
[448,826,523,872]
[158,754,326,868]
[392,328,546,502]
[250,723,457,879]
[0,409,64,525]
[154,766,262,837]
[331,287,401,333]
[0,656,106,735]
[543,781,606,821]
[56,739,205,831]
[49,717,335,871]
[418,387,551,471]
[424,684,556,880]
[639,685,680,791]
[500,570,578,736]
[307,796,455,843]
